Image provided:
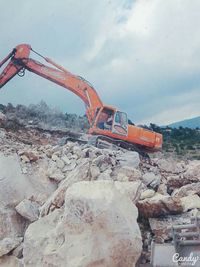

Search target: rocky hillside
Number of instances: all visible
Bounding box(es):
[0,101,89,132]
[0,105,200,266]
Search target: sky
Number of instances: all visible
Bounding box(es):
[0,0,200,125]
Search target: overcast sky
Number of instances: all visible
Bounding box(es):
[1,0,200,125]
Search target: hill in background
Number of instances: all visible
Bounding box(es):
[168,116,200,129]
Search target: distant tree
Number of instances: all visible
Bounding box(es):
[138,124,151,130]
[149,123,162,133]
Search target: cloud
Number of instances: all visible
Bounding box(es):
[0,0,200,125]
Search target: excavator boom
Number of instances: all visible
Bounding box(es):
[0,44,103,124]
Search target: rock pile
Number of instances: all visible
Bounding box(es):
[0,110,200,266]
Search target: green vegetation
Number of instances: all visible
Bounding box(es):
[149,124,200,159]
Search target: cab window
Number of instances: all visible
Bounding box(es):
[115,111,127,126]
[115,112,120,123]
[112,111,128,136]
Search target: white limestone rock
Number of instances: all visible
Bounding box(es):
[0,153,56,207]
[112,166,142,182]
[181,194,200,212]
[117,151,140,168]
[142,172,161,189]
[0,237,23,257]
[24,181,142,267]
[90,165,100,180]
[0,255,21,267]
[0,204,26,240]
[140,189,155,200]
[15,199,40,222]
[114,181,143,203]
[40,160,90,216]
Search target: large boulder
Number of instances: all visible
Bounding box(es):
[0,204,25,240]
[114,181,143,203]
[0,153,56,207]
[24,181,142,267]
[0,153,32,207]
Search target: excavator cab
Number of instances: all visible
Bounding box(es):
[94,106,128,136]
[88,106,131,150]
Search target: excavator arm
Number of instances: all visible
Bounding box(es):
[0,44,103,124]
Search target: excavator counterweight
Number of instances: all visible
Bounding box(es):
[0,44,162,153]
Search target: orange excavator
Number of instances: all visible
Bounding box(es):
[0,44,162,153]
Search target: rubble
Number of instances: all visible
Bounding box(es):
[149,212,193,242]
[0,102,200,266]
[19,151,39,162]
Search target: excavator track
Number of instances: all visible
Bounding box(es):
[88,135,150,159]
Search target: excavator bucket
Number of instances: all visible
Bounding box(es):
[150,214,200,267]
[172,216,200,266]
[150,242,178,267]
